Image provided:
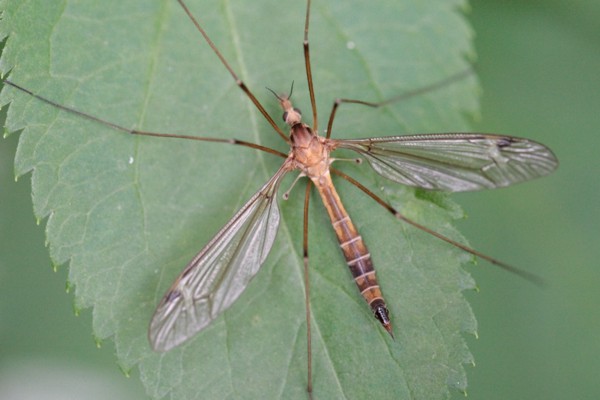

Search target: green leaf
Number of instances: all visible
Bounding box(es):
[0,0,479,398]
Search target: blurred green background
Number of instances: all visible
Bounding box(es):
[455,0,600,399]
[1,1,598,399]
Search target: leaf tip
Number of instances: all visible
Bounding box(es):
[118,363,132,378]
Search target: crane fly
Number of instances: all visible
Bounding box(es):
[2,0,558,396]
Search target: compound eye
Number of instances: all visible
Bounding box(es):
[294,107,302,117]
[282,111,288,122]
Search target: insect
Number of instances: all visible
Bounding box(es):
[2,0,558,397]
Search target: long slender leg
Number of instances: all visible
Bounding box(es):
[329,167,543,285]
[302,180,314,398]
[298,8,319,389]
[303,0,318,133]
[3,80,287,159]
[325,68,474,139]
[176,0,288,142]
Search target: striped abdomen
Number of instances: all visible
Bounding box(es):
[313,173,393,336]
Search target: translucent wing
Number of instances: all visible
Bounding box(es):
[148,165,289,352]
[336,134,558,191]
